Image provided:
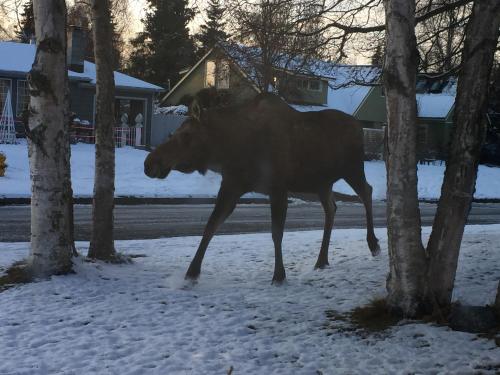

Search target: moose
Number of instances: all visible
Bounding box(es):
[144,93,380,283]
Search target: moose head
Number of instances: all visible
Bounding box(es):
[144,99,210,179]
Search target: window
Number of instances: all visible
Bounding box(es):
[205,61,216,87]
[16,80,30,116]
[0,79,12,113]
[308,79,321,91]
[297,79,308,89]
[114,98,146,127]
[217,60,230,89]
[205,60,230,89]
[296,78,321,92]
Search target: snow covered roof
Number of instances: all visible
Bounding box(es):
[0,41,164,92]
[221,42,380,84]
[291,83,373,115]
[416,77,456,119]
[219,43,380,115]
[417,94,455,118]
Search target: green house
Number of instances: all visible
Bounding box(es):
[355,77,456,159]
[161,44,377,109]
[162,46,261,106]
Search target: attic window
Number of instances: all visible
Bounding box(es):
[205,60,230,89]
[217,60,230,89]
[205,61,216,87]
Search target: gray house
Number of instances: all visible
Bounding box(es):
[0,36,163,147]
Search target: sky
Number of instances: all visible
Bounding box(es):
[0,0,371,64]
[128,0,207,37]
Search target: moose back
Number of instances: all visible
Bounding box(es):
[144,93,380,282]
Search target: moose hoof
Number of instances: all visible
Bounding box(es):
[272,271,286,285]
[371,244,381,257]
[185,268,200,281]
[314,261,329,270]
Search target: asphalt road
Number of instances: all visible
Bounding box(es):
[2,202,500,242]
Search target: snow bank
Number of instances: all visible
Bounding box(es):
[1,225,499,374]
[1,141,500,199]
[154,105,188,115]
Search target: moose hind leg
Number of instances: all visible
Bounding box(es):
[315,188,337,269]
[345,173,380,256]
[270,190,288,283]
[185,185,241,280]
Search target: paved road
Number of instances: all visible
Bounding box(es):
[1,202,500,242]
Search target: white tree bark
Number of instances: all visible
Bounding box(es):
[426,0,500,309]
[88,0,117,260]
[383,0,428,317]
[27,0,73,276]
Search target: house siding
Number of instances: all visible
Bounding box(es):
[165,59,207,106]
[284,78,328,106]
[355,86,387,125]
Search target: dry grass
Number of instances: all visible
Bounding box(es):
[0,260,32,292]
[349,298,401,332]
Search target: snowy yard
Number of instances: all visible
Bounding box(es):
[1,141,500,200]
[1,225,500,374]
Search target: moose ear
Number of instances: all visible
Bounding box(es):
[190,98,202,122]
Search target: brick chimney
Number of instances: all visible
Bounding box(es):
[67,25,85,73]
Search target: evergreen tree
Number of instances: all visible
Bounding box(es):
[16,0,35,43]
[371,42,384,67]
[127,0,196,89]
[196,0,228,56]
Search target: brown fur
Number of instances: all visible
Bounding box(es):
[145,93,380,282]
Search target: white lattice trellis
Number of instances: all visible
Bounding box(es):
[0,90,17,144]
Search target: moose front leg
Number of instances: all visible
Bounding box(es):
[185,185,241,280]
[270,190,288,284]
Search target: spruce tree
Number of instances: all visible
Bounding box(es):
[16,0,35,43]
[371,43,384,67]
[196,0,228,56]
[127,0,196,89]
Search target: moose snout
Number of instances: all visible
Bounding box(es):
[144,155,171,179]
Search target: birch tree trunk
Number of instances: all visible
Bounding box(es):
[383,0,428,317]
[88,0,117,260]
[426,0,500,310]
[27,0,73,276]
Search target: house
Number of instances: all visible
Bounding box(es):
[161,43,380,114]
[0,30,164,147]
[161,43,457,159]
[355,76,456,159]
[161,45,261,107]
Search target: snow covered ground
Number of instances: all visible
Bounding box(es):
[1,225,500,374]
[1,141,500,199]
